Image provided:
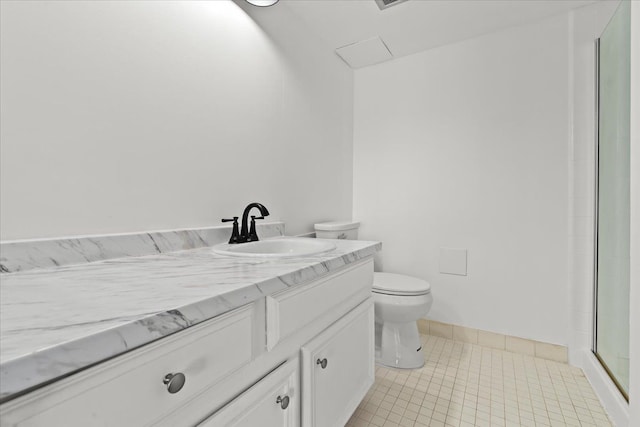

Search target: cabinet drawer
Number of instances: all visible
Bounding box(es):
[198,357,299,427]
[266,259,373,350]
[11,305,255,427]
[301,298,374,427]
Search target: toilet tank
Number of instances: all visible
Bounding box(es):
[314,221,360,240]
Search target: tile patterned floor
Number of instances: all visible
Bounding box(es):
[347,335,612,427]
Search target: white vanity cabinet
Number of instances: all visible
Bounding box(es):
[0,258,375,427]
[301,300,374,427]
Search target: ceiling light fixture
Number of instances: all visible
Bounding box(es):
[245,0,279,6]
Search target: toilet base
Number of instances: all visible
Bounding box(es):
[375,319,425,369]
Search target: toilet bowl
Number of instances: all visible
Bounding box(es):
[372,273,432,369]
[314,221,434,370]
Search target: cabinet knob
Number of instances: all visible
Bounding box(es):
[163,372,186,394]
[316,358,328,369]
[276,395,290,410]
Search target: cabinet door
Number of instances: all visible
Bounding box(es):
[301,299,374,427]
[198,357,299,427]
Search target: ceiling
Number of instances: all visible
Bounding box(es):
[281,0,598,68]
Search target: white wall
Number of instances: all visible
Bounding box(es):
[353,14,570,345]
[0,0,353,240]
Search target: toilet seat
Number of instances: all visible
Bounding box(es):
[372,272,431,296]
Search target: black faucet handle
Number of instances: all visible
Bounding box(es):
[247,216,265,242]
[222,217,242,244]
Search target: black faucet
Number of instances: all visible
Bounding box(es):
[240,202,270,242]
[222,202,270,244]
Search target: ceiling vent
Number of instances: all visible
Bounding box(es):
[375,0,409,11]
[335,36,393,69]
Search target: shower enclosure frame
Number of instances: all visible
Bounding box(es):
[592,34,630,403]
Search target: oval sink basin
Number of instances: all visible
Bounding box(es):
[213,238,336,258]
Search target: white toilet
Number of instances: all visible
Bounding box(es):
[315,221,434,369]
[372,273,432,369]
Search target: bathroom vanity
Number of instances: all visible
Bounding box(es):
[0,226,381,426]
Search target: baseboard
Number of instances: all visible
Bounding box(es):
[582,350,629,427]
[418,319,568,363]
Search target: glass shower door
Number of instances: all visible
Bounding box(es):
[594,0,630,400]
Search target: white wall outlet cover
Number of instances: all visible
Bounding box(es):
[439,248,467,276]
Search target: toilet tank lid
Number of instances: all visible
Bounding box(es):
[314,221,360,231]
[373,272,431,295]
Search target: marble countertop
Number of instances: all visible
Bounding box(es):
[0,238,381,402]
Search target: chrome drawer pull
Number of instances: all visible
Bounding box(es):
[276,395,290,410]
[163,372,186,394]
[316,358,328,369]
